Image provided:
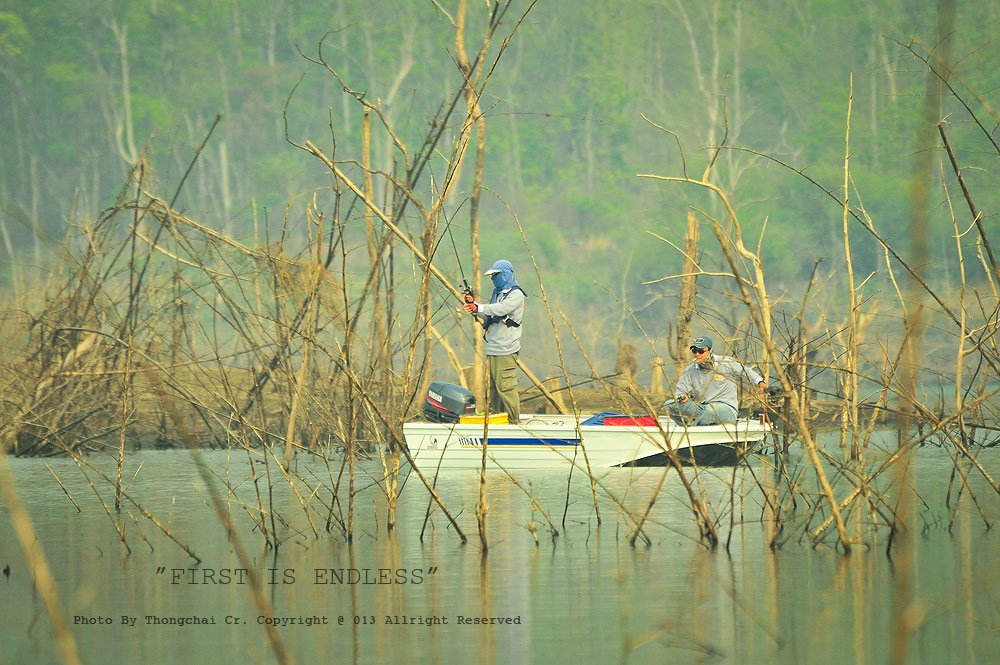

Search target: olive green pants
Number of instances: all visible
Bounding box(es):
[487,353,520,424]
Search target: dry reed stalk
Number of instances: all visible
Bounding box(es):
[346,544,362,662]
[887,433,916,665]
[263,444,321,540]
[554,307,725,547]
[496,468,559,540]
[861,347,893,442]
[419,455,449,541]
[157,397,293,665]
[839,74,862,460]
[717,145,982,362]
[940,166,981,526]
[758,458,789,550]
[477,554,497,665]
[937,121,999,283]
[200,455,272,535]
[361,109,391,414]
[302,138,565,412]
[473,465,492,551]
[627,468,672,549]
[74,451,203,559]
[417,207,439,460]
[68,452,132,554]
[553,314,627,514]
[723,456,752,551]
[939,429,994,529]
[361,108,394,452]
[497,195,603,520]
[378,445,402,532]
[640,155,855,549]
[297,4,565,438]
[282,259,322,470]
[336,356,469,543]
[0,454,82,665]
[321,451,349,536]
[336,219,358,545]
[498,197,576,416]
[908,399,998,493]
[115,341,133,512]
[429,322,469,387]
[302,157,451,290]
[197,353,274,543]
[123,508,157,554]
[809,390,998,542]
[477,371,492,551]
[454,0,491,399]
[348,378,401,531]
[44,462,81,512]
[246,406,281,548]
[716,216,852,549]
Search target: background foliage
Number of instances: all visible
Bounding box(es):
[1,0,997,374]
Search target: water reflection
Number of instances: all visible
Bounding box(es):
[1,440,998,665]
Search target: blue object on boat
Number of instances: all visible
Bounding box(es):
[580,412,627,426]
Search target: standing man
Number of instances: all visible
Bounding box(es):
[464,259,525,424]
[667,335,768,425]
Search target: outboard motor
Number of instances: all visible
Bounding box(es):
[749,387,785,423]
[422,381,477,423]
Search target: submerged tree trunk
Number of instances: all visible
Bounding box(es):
[675,211,699,382]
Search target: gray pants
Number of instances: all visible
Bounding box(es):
[666,400,737,425]
[488,353,520,423]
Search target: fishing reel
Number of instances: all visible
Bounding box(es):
[765,386,784,409]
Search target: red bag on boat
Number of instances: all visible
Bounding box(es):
[603,416,657,427]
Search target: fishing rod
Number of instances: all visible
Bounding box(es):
[434,199,475,302]
[519,373,625,403]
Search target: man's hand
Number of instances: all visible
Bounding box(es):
[758,381,768,392]
[464,301,478,314]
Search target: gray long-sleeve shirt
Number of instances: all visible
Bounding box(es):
[676,354,765,411]
[475,287,525,356]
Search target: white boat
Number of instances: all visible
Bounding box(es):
[402,412,770,471]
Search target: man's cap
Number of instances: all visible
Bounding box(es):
[484,259,513,276]
[691,336,713,349]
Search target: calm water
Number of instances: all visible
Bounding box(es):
[1,435,998,665]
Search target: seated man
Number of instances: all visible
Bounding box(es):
[666,336,768,425]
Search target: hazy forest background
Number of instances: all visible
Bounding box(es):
[0,0,998,452]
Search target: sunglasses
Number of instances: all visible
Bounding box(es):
[690,346,708,354]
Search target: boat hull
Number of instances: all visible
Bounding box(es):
[402,414,769,470]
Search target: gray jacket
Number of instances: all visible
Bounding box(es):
[476,287,525,356]
[676,354,765,411]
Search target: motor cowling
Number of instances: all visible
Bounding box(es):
[422,381,476,423]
